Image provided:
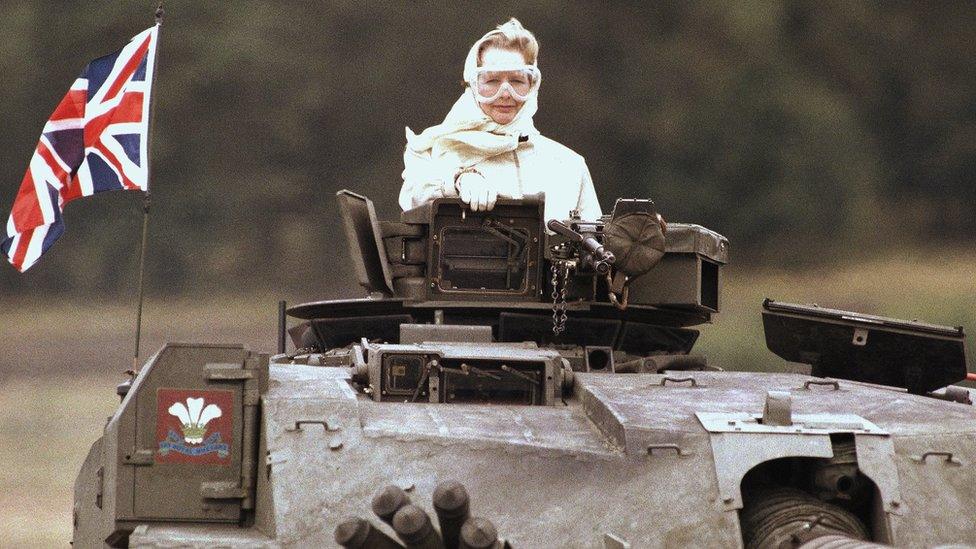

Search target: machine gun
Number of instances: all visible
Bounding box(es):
[546,219,615,275]
[545,198,667,311]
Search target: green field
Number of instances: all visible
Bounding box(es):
[698,249,976,374]
[1,251,973,546]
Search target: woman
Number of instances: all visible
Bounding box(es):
[399,18,602,222]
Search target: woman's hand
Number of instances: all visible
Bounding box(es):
[456,170,498,211]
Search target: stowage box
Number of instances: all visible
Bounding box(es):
[626,223,729,312]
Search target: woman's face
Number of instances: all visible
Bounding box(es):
[478,47,528,125]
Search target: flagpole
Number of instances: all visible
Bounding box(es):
[133,3,164,369]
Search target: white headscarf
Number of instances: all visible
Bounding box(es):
[404,22,542,177]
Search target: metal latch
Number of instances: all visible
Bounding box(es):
[201,481,247,499]
[205,362,254,380]
[123,449,154,466]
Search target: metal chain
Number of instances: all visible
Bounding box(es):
[558,263,570,331]
[550,263,560,333]
[551,260,571,335]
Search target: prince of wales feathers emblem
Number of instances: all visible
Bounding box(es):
[168,397,222,443]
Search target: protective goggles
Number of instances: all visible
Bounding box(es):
[469,65,541,103]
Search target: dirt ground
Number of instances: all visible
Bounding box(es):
[2,252,974,546]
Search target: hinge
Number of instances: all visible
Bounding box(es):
[200,480,247,500]
[243,387,260,406]
[123,449,154,466]
[205,362,254,380]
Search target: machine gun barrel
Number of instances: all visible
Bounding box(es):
[547,219,615,274]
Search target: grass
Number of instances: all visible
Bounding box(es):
[697,249,976,375]
[0,250,973,545]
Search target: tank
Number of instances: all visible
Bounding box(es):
[71,191,976,548]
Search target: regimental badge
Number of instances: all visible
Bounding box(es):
[156,389,233,465]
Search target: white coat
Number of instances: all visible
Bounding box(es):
[399,134,602,222]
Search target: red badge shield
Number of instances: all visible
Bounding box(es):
[156,388,234,465]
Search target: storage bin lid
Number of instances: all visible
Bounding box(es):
[664,223,729,263]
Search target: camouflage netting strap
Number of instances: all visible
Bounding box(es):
[603,211,666,278]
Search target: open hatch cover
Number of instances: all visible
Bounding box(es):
[337,190,394,295]
[762,299,968,394]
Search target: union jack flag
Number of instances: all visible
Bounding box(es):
[1,25,159,272]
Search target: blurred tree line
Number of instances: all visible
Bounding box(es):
[1,1,974,299]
